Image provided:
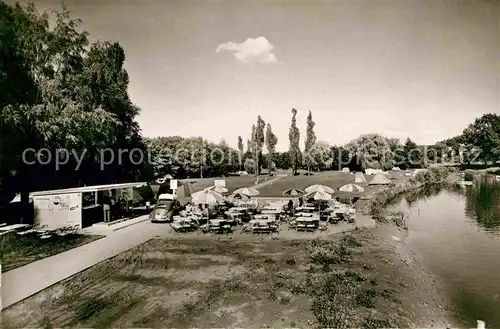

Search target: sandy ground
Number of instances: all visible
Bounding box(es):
[0,225,460,329]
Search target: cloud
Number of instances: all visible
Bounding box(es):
[216,36,278,64]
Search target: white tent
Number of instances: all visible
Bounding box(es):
[391,167,401,171]
[354,172,367,183]
[341,167,350,173]
[368,173,391,185]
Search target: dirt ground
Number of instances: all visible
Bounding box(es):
[0,225,459,329]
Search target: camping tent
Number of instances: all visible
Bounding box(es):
[368,173,391,185]
[354,172,367,183]
[341,167,350,173]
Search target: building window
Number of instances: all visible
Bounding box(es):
[82,192,96,208]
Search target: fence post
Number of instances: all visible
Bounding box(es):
[477,320,485,329]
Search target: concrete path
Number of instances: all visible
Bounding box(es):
[1,216,170,308]
[252,174,286,189]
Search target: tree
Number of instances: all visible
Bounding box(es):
[0,3,130,221]
[304,110,317,175]
[331,145,351,171]
[462,113,500,165]
[237,136,244,170]
[312,141,332,171]
[265,124,278,174]
[403,138,421,169]
[254,116,266,180]
[288,108,301,174]
[345,133,394,170]
[274,151,291,170]
[387,138,401,152]
[246,139,251,153]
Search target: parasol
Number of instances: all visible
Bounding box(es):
[282,188,305,196]
[233,187,260,197]
[304,184,335,194]
[191,190,224,205]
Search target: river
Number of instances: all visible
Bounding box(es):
[391,176,500,327]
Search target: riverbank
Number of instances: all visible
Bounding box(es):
[356,168,461,219]
[354,168,466,327]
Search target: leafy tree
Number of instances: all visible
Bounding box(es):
[244,158,255,174]
[403,138,422,169]
[312,141,332,171]
[288,108,301,174]
[331,146,351,171]
[265,124,278,174]
[345,133,394,170]
[304,110,317,175]
[0,3,142,221]
[387,138,401,152]
[237,136,244,170]
[274,151,291,170]
[462,113,500,165]
[246,139,251,153]
[254,116,266,179]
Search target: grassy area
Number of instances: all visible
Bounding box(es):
[183,175,267,193]
[257,172,382,197]
[0,230,451,328]
[151,175,269,196]
[0,232,104,272]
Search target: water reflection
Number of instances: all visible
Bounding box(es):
[389,184,454,208]
[465,176,500,233]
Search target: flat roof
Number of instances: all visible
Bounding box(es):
[30,182,148,197]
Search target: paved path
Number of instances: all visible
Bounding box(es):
[1,216,170,308]
[252,174,286,189]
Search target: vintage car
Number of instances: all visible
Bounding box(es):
[150,193,180,223]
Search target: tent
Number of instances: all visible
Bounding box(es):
[341,167,350,173]
[368,173,391,185]
[354,172,367,183]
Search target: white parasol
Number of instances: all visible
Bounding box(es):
[304,191,332,201]
[304,184,335,194]
[205,185,228,194]
[338,183,364,193]
[191,190,224,205]
[233,187,260,197]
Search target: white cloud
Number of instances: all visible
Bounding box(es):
[216,36,278,64]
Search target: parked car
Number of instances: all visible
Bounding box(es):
[150,193,180,223]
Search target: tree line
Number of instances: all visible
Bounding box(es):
[147,111,500,178]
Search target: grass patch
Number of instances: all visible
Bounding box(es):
[0,232,103,271]
[306,234,400,328]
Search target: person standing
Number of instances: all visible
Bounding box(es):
[103,195,111,222]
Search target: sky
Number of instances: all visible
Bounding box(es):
[10,0,500,151]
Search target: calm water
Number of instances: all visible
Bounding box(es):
[392,177,500,327]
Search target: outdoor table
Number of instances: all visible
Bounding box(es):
[208,219,232,234]
[171,217,198,232]
[253,214,275,220]
[295,212,318,218]
[249,219,278,234]
[295,217,319,232]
